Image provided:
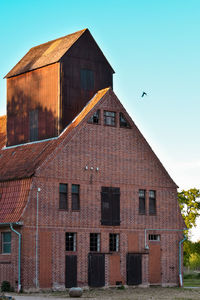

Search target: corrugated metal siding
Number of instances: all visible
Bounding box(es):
[7,63,59,146]
[0,116,6,149]
[60,30,113,131]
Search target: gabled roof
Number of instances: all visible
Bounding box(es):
[0,88,109,182]
[0,115,6,149]
[5,29,114,78]
[5,29,86,78]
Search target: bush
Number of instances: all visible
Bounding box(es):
[1,281,11,292]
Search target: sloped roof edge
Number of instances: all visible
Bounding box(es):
[5,28,114,78]
[0,88,110,182]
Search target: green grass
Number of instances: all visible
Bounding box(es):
[184,272,200,287]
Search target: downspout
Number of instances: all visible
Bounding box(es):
[144,228,186,249]
[144,228,188,287]
[35,187,41,289]
[10,223,21,292]
[179,235,187,287]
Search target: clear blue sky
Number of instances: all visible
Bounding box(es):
[0,1,199,237]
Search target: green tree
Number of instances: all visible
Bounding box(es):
[178,188,200,229]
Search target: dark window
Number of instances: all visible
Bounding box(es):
[104,111,116,126]
[149,234,160,241]
[119,113,131,128]
[80,69,94,91]
[149,190,156,215]
[2,232,11,254]
[29,109,38,142]
[109,233,119,252]
[90,233,100,252]
[72,185,80,211]
[59,184,68,210]
[88,110,100,124]
[139,189,146,214]
[66,233,76,251]
[101,187,120,226]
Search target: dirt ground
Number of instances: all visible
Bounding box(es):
[7,287,200,300]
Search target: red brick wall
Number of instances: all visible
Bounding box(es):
[15,89,184,289]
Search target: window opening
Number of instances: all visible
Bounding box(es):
[90,233,100,252]
[109,233,119,252]
[29,109,38,142]
[149,190,156,215]
[104,111,116,126]
[149,234,160,241]
[59,183,68,210]
[66,232,76,251]
[139,189,146,214]
[80,69,94,91]
[2,232,11,254]
[72,184,80,210]
[119,112,131,128]
[88,110,100,124]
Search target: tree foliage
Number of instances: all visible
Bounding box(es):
[178,188,200,229]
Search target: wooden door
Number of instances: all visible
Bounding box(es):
[65,255,77,288]
[149,243,161,284]
[88,253,105,287]
[127,253,142,285]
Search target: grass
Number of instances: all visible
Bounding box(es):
[184,271,200,287]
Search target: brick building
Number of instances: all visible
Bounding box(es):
[0,29,185,291]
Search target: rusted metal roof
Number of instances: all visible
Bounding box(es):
[0,88,109,182]
[0,115,6,149]
[5,29,87,78]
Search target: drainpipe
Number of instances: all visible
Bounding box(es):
[179,235,187,287]
[10,223,21,292]
[35,188,40,289]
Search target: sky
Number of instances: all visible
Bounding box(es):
[0,0,199,240]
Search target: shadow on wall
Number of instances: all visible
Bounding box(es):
[7,71,58,146]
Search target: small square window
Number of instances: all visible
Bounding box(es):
[88,110,100,124]
[119,113,131,128]
[149,234,160,241]
[90,233,100,252]
[104,111,116,126]
[66,232,76,251]
[2,232,11,254]
[109,233,119,252]
[72,184,80,211]
[59,183,68,210]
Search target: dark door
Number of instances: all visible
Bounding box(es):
[65,255,77,288]
[101,187,120,226]
[88,253,105,287]
[127,253,142,285]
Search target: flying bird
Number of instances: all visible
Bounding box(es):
[141,92,147,98]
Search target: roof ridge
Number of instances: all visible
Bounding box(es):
[29,28,87,51]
